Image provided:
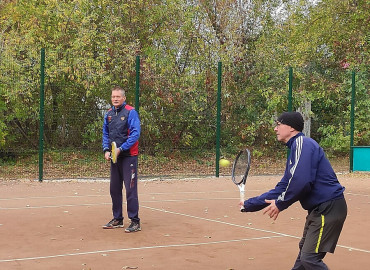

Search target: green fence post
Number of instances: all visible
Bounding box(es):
[349,70,356,172]
[38,48,45,182]
[216,62,222,177]
[135,55,140,112]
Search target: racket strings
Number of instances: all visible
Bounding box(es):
[232,150,250,185]
[234,161,246,183]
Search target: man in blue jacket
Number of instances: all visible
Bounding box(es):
[102,86,141,233]
[240,112,347,270]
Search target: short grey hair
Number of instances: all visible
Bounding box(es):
[111,86,125,97]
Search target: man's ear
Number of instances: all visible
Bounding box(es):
[289,126,299,134]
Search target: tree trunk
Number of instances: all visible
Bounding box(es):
[298,101,311,138]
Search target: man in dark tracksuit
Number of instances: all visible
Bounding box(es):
[102,86,141,233]
[240,112,347,269]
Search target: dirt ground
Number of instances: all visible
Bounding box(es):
[0,172,369,270]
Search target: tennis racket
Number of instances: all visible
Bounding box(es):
[111,142,118,163]
[232,149,251,212]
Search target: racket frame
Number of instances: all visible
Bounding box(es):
[231,149,251,211]
[111,142,118,163]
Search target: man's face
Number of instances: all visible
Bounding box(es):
[274,121,295,143]
[111,90,126,108]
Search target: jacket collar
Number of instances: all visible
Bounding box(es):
[286,132,304,148]
[112,102,126,113]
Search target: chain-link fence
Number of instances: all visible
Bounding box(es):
[1,49,368,180]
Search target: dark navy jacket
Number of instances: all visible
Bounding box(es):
[102,103,140,157]
[243,133,345,212]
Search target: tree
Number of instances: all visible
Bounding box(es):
[0,0,367,156]
[252,0,369,151]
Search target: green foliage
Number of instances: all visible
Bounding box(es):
[318,125,350,154]
[82,119,104,147]
[0,0,368,161]
[253,0,369,148]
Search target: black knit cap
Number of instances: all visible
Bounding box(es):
[277,112,304,132]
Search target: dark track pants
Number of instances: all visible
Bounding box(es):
[110,155,140,223]
[292,251,328,270]
[292,197,347,270]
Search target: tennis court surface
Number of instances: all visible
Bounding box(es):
[0,173,369,269]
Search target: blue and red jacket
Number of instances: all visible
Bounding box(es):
[102,102,140,157]
[243,133,345,212]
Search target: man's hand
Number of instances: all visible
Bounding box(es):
[238,200,245,211]
[104,148,121,161]
[263,199,280,220]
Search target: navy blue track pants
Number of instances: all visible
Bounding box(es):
[110,155,140,223]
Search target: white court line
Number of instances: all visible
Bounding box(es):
[143,205,301,238]
[0,190,234,201]
[141,205,370,254]
[0,236,283,263]
[0,198,242,211]
[0,204,368,263]
[1,195,369,254]
[0,189,364,202]
[0,194,107,201]
[0,198,236,210]
[0,203,110,210]
[345,192,369,197]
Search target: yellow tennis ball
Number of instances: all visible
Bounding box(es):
[219,158,231,167]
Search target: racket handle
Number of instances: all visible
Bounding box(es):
[239,190,245,212]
